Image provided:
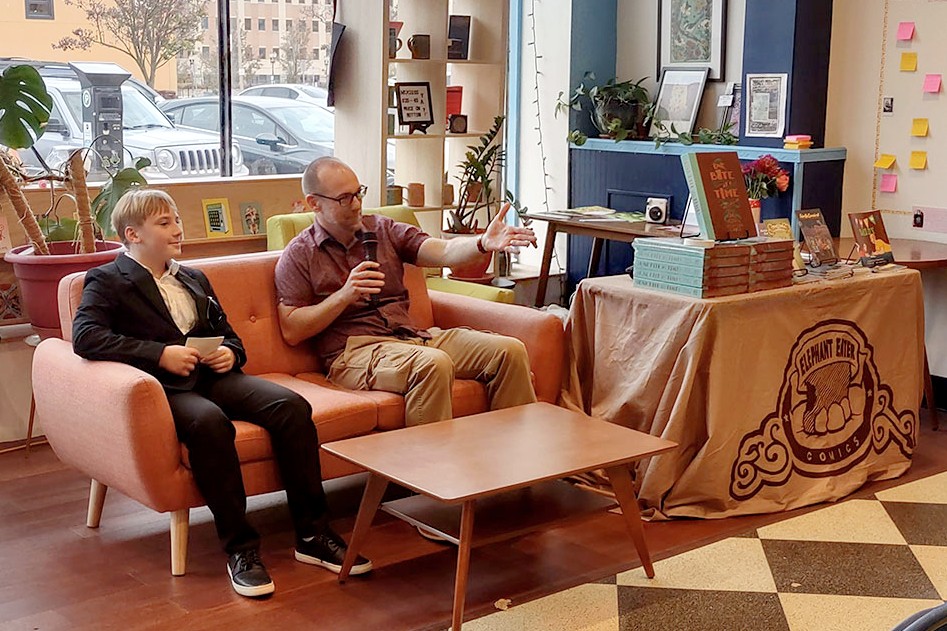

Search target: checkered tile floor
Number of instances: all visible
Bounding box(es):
[461,471,947,631]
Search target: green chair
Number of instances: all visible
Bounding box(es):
[265,206,515,303]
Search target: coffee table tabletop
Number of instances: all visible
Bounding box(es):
[324,402,677,630]
[322,402,676,503]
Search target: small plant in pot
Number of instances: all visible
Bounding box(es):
[445,115,505,282]
[0,64,148,338]
[556,74,650,145]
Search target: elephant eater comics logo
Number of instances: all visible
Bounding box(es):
[730,319,916,500]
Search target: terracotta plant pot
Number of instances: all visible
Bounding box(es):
[441,230,492,283]
[5,240,125,339]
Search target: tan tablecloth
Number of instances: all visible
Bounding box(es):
[562,269,924,519]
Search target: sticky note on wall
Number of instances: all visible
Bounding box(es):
[912,118,930,137]
[924,74,942,93]
[898,21,916,40]
[880,174,898,193]
[901,52,918,72]
[874,154,897,169]
[910,151,928,170]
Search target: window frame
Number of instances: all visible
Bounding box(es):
[25,0,54,19]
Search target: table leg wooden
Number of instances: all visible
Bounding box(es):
[534,224,558,308]
[451,500,476,631]
[338,473,389,583]
[25,394,36,456]
[924,349,939,431]
[605,465,655,578]
[588,237,604,278]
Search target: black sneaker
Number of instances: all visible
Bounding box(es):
[226,549,275,598]
[295,527,373,576]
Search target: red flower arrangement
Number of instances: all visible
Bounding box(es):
[742,154,790,200]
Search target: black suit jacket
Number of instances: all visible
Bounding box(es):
[72,253,247,391]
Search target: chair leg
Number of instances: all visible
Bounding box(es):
[170,509,189,577]
[25,395,36,457]
[924,350,939,431]
[86,480,108,528]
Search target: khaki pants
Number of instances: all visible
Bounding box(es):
[328,327,537,426]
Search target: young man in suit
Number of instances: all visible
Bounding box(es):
[72,189,371,598]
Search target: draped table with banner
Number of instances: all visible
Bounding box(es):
[561,269,924,519]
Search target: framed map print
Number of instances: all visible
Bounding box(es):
[658,0,727,81]
[395,82,434,134]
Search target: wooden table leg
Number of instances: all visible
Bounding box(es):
[339,473,389,583]
[25,394,36,457]
[451,500,476,631]
[605,465,655,578]
[924,349,939,431]
[588,237,604,278]
[534,224,558,308]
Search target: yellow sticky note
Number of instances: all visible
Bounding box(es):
[874,154,896,169]
[912,118,930,137]
[901,52,918,72]
[910,151,928,170]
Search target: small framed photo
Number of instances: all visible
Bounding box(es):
[649,67,709,138]
[745,73,788,138]
[395,82,434,133]
[658,0,727,81]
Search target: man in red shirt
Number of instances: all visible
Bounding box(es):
[275,157,539,427]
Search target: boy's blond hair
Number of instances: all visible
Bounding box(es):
[111,189,177,245]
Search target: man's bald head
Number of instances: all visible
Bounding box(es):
[302,157,351,197]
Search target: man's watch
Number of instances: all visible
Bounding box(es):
[476,235,489,254]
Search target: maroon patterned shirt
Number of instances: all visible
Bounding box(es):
[274,214,431,368]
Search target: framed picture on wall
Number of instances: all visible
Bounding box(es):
[649,67,709,138]
[658,0,727,81]
[745,73,788,137]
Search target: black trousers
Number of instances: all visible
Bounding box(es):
[166,370,328,555]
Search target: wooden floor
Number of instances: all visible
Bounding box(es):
[2,413,945,631]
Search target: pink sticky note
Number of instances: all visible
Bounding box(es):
[880,174,898,193]
[898,21,916,41]
[924,74,942,93]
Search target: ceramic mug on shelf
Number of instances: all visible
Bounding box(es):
[407,182,425,207]
[386,185,403,206]
[407,34,431,60]
[388,27,403,59]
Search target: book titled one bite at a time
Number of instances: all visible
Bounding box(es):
[680,151,757,241]
[849,210,895,266]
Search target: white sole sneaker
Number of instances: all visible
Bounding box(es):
[227,562,275,598]
[294,549,373,576]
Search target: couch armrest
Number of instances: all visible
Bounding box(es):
[32,339,189,513]
[429,290,564,403]
[425,277,515,303]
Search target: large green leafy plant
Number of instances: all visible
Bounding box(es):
[0,64,149,254]
[557,75,651,145]
[447,115,505,234]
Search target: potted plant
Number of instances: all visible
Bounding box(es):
[557,75,650,145]
[0,64,146,338]
[444,115,505,282]
[742,154,790,225]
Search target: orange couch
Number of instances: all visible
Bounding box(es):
[31,251,564,575]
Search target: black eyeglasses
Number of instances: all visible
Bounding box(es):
[310,185,368,207]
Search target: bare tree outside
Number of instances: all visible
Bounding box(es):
[279,6,319,84]
[53,0,209,87]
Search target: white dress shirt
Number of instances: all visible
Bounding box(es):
[127,253,198,334]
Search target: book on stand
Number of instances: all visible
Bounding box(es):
[848,210,895,267]
[796,208,838,266]
[680,151,757,241]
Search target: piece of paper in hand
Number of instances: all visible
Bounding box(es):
[186,336,224,358]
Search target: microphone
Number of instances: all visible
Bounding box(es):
[360,231,380,307]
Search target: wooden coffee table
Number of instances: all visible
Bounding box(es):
[322,402,677,630]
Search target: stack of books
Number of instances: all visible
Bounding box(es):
[748,238,795,292]
[631,238,751,298]
[784,134,813,150]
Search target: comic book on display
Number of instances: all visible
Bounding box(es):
[796,208,838,266]
[680,151,757,241]
[849,210,895,267]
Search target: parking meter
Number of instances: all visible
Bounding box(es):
[68,62,130,175]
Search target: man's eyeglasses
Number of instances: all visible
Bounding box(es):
[310,185,368,207]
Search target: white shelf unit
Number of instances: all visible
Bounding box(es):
[334,0,509,230]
